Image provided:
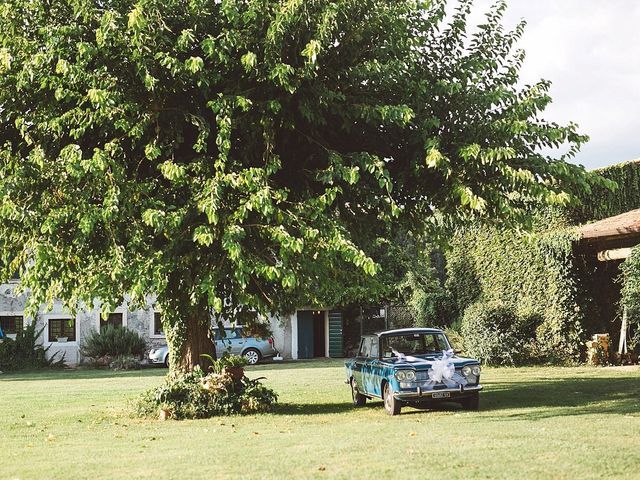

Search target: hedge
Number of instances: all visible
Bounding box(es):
[446,160,640,364]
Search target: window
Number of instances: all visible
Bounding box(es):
[359,337,378,358]
[48,318,76,342]
[0,315,23,335]
[214,328,242,340]
[381,333,450,357]
[100,313,123,331]
[153,312,163,336]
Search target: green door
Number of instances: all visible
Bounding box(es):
[297,311,314,359]
[328,310,343,357]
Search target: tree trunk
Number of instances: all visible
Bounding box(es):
[164,303,217,373]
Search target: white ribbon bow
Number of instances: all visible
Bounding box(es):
[394,349,467,389]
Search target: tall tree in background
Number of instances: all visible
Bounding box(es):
[0,0,605,371]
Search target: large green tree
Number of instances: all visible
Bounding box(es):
[0,0,604,371]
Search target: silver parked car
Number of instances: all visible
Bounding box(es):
[148,326,277,367]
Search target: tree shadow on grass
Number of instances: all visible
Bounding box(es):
[479,374,640,420]
[274,373,640,419]
[0,367,167,382]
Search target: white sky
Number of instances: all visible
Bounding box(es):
[468,0,640,170]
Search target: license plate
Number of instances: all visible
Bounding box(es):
[431,392,450,399]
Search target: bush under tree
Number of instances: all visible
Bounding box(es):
[136,354,277,419]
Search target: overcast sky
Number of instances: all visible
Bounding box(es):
[467,0,640,170]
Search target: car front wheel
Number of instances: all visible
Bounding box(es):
[243,348,261,365]
[383,382,401,416]
[164,354,170,368]
[351,379,367,406]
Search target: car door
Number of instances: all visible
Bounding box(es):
[214,328,229,355]
[361,337,383,398]
[216,328,237,355]
[352,337,368,389]
[228,328,246,355]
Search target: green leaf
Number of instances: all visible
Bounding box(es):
[241,52,257,72]
[159,161,186,181]
[301,39,321,65]
[185,56,204,74]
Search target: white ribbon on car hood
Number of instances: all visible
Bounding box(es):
[392,348,468,388]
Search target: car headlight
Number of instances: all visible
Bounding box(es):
[462,365,472,377]
[472,365,481,376]
[395,370,416,381]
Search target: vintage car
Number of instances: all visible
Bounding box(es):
[344,328,482,415]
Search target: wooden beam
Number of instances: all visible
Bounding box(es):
[597,247,633,261]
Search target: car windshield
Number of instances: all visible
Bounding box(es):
[380,332,450,358]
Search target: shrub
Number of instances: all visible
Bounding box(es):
[80,326,147,361]
[620,246,640,351]
[110,355,142,370]
[0,324,65,371]
[135,355,277,420]
[460,300,536,366]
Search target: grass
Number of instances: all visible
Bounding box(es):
[1,361,640,479]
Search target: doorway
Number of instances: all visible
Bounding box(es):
[297,310,326,359]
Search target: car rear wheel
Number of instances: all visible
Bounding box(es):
[243,348,261,365]
[460,392,480,411]
[351,379,367,406]
[383,382,401,416]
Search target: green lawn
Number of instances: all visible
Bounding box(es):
[1,361,639,479]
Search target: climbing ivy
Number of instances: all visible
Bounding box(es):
[447,160,640,363]
[571,160,640,222]
[446,220,583,363]
[620,246,640,350]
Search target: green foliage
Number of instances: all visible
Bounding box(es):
[109,354,142,370]
[201,352,248,372]
[571,160,640,223]
[0,0,599,370]
[0,324,65,371]
[460,300,536,365]
[620,246,640,350]
[80,326,147,360]
[446,222,584,363]
[447,160,640,364]
[136,366,277,419]
[398,247,454,327]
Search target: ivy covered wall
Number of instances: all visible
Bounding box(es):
[446,221,583,362]
[446,159,640,364]
[571,160,640,222]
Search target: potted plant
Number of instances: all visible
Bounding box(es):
[200,353,248,380]
[220,354,248,380]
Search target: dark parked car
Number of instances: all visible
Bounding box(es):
[344,328,482,415]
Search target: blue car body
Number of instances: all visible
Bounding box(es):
[344,328,483,415]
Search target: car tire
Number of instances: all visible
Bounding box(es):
[383,382,401,416]
[243,348,261,365]
[351,379,367,406]
[163,354,170,369]
[460,392,480,411]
